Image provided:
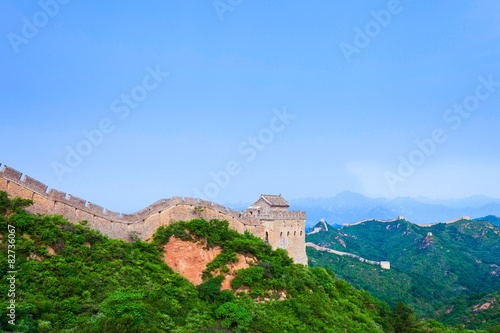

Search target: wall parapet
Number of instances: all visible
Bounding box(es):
[0,163,268,227]
[0,163,307,264]
[342,217,403,228]
[306,242,390,269]
[246,210,306,220]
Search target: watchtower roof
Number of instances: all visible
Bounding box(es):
[257,194,290,208]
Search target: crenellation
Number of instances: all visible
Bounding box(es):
[134,209,150,221]
[121,213,136,222]
[0,165,307,264]
[226,208,240,219]
[2,166,23,181]
[199,199,212,208]
[67,194,86,209]
[22,175,48,194]
[212,203,226,212]
[6,181,34,200]
[169,196,183,205]
[87,202,104,215]
[104,209,120,219]
[184,197,198,205]
[146,200,171,213]
[48,189,67,201]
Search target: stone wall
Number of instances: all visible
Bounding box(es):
[306,242,390,269]
[0,164,307,264]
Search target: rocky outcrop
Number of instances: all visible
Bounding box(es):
[162,236,254,289]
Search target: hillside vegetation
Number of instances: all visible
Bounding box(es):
[2,191,478,333]
[433,291,500,330]
[306,219,500,330]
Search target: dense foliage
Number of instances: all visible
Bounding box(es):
[308,247,453,313]
[0,191,493,332]
[306,219,500,330]
[434,291,500,331]
[0,192,398,332]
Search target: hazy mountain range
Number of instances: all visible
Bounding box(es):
[287,191,500,227]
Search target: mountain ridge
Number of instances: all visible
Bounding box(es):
[306,217,500,326]
[287,191,500,226]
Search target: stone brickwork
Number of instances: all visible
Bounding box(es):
[244,195,307,265]
[0,164,307,264]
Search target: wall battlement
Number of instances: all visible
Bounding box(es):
[0,163,307,264]
[245,210,306,220]
[342,217,405,228]
[0,164,252,224]
[306,242,390,269]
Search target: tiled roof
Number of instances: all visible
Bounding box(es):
[260,194,289,207]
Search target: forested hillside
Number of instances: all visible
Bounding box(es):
[2,191,478,333]
[434,291,500,330]
[306,219,500,330]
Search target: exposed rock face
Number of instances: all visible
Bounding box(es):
[162,237,253,289]
[163,237,222,285]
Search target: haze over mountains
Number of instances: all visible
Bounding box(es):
[285,191,500,227]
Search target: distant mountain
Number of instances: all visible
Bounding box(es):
[306,218,500,324]
[416,195,500,209]
[474,215,500,228]
[289,191,500,227]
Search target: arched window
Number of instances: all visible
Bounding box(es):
[294,231,296,236]
[280,232,283,237]
[265,231,269,243]
[300,231,303,236]
[287,231,290,236]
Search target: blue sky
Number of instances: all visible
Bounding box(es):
[1,0,499,213]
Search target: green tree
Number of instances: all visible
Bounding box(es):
[390,301,421,333]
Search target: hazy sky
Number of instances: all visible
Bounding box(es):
[1,0,499,213]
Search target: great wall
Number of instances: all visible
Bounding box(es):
[342,217,405,227]
[306,215,474,269]
[306,242,390,269]
[343,216,471,228]
[0,164,308,265]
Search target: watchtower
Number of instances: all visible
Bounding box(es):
[244,195,307,265]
